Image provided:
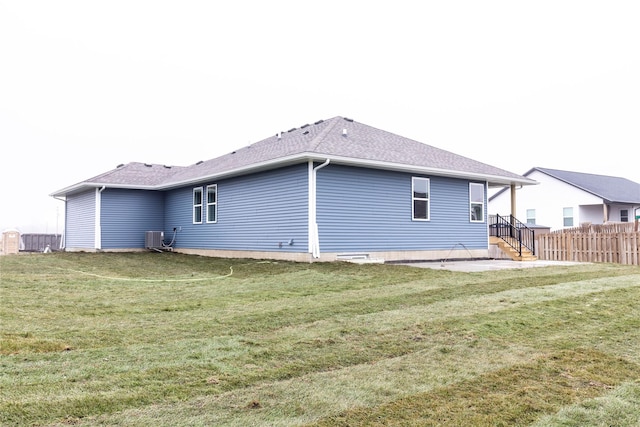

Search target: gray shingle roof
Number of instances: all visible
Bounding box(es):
[534,167,640,204]
[51,116,534,197]
[85,162,187,187]
[160,116,533,187]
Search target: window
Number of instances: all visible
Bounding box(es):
[469,183,484,222]
[526,209,536,225]
[563,207,573,227]
[206,184,217,223]
[193,187,203,224]
[621,209,629,222]
[412,177,430,220]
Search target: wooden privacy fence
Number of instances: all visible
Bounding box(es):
[538,232,640,265]
[560,222,638,233]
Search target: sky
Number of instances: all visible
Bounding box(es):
[1,1,639,233]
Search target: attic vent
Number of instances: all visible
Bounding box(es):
[116,164,124,168]
[303,131,309,135]
[196,160,203,165]
[300,124,310,129]
[314,120,324,125]
[288,128,297,132]
[144,163,152,167]
[343,117,354,122]
[163,165,171,169]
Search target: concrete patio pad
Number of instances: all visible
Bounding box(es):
[396,259,587,272]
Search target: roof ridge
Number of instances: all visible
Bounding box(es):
[308,116,342,151]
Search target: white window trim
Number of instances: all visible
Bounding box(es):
[193,187,203,224]
[412,177,430,221]
[563,207,574,227]
[526,209,536,225]
[469,182,485,223]
[206,184,218,224]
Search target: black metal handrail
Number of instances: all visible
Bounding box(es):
[489,214,535,256]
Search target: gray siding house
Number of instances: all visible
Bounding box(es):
[51,116,535,262]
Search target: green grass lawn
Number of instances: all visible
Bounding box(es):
[1,252,640,426]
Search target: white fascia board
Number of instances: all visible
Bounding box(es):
[157,152,538,189]
[318,155,539,187]
[52,153,537,195]
[50,183,159,198]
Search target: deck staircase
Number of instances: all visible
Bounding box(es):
[490,214,537,261]
[490,236,537,261]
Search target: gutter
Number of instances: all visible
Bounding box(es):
[162,153,537,189]
[50,183,158,199]
[52,153,537,198]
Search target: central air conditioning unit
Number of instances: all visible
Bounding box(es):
[145,231,164,249]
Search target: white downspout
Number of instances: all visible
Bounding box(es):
[53,195,66,249]
[308,159,330,259]
[95,186,105,250]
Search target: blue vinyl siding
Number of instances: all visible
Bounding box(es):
[65,190,96,249]
[164,164,308,252]
[101,189,165,249]
[316,165,487,252]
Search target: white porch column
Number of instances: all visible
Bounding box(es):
[510,184,516,221]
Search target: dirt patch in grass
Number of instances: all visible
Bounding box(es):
[1,332,72,354]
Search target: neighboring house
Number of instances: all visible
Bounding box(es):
[489,167,640,231]
[51,116,536,262]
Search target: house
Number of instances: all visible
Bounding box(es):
[51,116,536,262]
[489,167,640,231]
